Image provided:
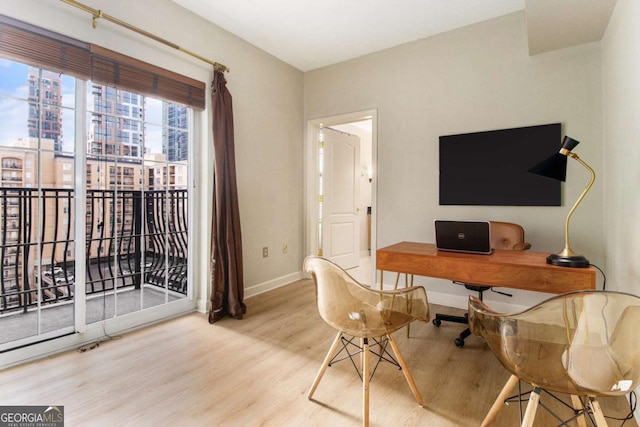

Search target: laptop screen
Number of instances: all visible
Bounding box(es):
[435,220,492,254]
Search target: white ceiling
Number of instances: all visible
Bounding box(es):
[171,0,525,71]
[171,0,616,72]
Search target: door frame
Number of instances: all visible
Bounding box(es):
[304,109,378,281]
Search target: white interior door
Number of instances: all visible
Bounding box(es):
[321,128,360,269]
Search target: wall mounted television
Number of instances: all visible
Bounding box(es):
[439,123,561,206]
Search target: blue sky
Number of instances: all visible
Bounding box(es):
[0,59,30,93]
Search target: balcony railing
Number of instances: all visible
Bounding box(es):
[0,187,188,315]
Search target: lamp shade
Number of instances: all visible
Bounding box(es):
[561,135,580,151]
[528,136,581,182]
[528,153,568,182]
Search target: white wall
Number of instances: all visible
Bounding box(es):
[305,11,604,310]
[602,0,640,295]
[0,0,305,307]
[601,0,640,414]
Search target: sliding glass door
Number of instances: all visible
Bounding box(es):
[0,59,193,352]
[0,62,78,347]
[83,83,190,324]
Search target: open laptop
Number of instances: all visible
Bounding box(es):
[435,220,492,254]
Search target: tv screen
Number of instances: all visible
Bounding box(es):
[439,123,561,206]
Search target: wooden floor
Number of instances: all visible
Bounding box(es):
[1,279,635,427]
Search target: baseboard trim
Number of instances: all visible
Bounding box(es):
[195,297,208,313]
[245,271,304,299]
[195,271,305,313]
[242,273,529,313]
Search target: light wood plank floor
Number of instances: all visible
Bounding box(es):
[1,279,636,427]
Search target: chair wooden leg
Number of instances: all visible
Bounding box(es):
[521,387,542,427]
[481,374,519,426]
[570,395,588,427]
[308,331,343,399]
[360,338,365,376]
[387,334,424,406]
[362,339,370,427]
[588,397,609,427]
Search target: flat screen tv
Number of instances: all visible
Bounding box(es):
[439,123,561,206]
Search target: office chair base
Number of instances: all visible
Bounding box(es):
[453,331,469,347]
[433,313,471,347]
[433,313,467,325]
[433,285,512,347]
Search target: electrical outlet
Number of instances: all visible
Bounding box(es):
[282,243,288,254]
[262,247,268,258]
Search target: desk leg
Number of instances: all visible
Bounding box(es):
[405,274,414,337]
[391,272,415,337]
[378,270,416,337]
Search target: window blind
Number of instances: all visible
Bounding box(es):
[0,14,206,110]
[0,14,91,79]
[90,45,205,110]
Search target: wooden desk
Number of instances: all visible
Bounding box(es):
[377,242,595,294]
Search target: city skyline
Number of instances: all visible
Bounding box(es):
[0,59,189,159]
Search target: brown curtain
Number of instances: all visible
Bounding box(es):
[209,70,246,323]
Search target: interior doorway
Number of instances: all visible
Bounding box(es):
[305,110,377,285]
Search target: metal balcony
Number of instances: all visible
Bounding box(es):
[0,187,188,315]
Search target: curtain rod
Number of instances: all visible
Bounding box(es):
[60,0,230,73]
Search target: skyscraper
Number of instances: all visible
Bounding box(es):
[87,84,144,160]
[27,68,63,152]
[163,104,188,161]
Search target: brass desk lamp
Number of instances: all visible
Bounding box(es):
[528,136,595,268]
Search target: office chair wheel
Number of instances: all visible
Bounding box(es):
[432,318,441,327]
[454,337,465,347]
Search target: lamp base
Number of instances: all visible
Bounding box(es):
[546,253,590,268]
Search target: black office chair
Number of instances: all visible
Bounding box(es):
[432,221,531,347]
